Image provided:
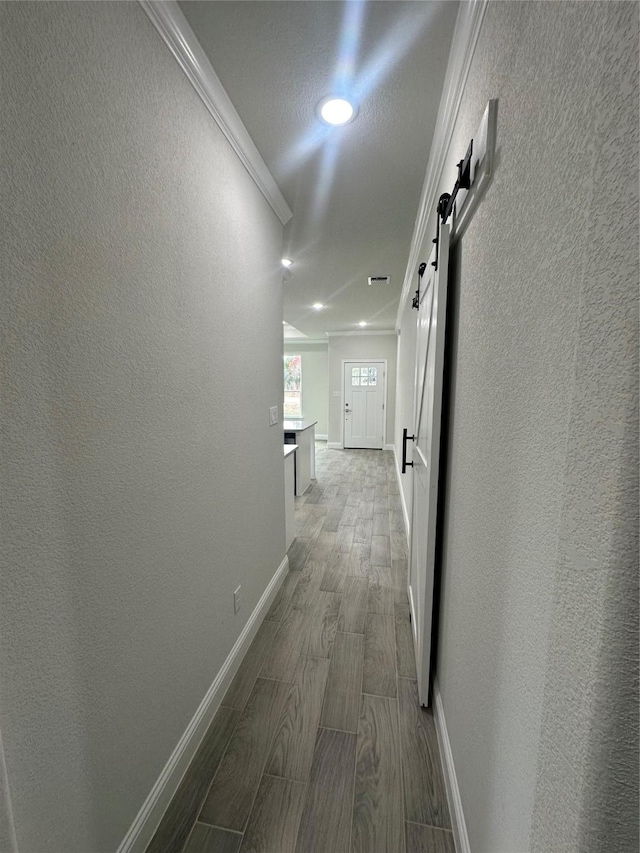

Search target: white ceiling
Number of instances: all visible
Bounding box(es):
[179,1,458,336]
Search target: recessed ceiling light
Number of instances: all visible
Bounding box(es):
[281,257,293,268]
[282,321,286,324]
[312,303,324,310]
[358,321,367,327]
[318,97,356,126]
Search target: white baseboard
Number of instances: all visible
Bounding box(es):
[392,445,411,540]
[433,677,470,853]
[328,442,395,452]
[117,554,290,853]
[315,434,328,441]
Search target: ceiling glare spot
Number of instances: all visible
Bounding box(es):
[312,303,324,310]
[358,321,367,327]
[318,97,356,126]
[281,258,293,267]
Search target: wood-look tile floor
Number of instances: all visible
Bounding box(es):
[148,444,454,853]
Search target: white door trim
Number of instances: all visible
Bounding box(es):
[339,359,387,450]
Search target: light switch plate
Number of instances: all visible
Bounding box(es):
[333,391,341,397]
[269,406,278,426]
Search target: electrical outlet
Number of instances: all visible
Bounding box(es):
[233,585,241,614]
[269,406,278,426]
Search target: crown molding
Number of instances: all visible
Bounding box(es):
[325,330,397,338]
[284,338,329,345]
[139,0,292,226]
[396,0,488,330]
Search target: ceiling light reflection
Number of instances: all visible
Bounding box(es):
[311,133,341,221]
[279,1,434,185]
[334,0,367,93]
[352,9,433,105]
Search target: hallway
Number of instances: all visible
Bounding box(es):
[2,2,637,849]
[148,443,453,853]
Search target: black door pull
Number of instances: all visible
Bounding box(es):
[402,428,415,474]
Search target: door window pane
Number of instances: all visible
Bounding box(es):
[350,365,379,387]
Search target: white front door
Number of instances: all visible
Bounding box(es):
[343,361,385,449]
[408,222,450,706]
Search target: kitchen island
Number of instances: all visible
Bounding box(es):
[283,420,317,495]
[284,444,297,549]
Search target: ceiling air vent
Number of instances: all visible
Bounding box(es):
[368,275,390,286]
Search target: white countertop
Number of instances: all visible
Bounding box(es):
[283,420,317,432]
[283,444,298,458]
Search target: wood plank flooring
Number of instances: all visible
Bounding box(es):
[352,693,404,852]
[149,444,454,853]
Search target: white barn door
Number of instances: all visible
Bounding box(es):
[344,361,385,449]
[408,223,450,706]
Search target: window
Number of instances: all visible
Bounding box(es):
[284,354,302,418]
[351,366,377,387]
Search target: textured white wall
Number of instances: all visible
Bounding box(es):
[397,2,638,851]
[283,342,329,435]
[0,3,285,852]
[327,334,398,445]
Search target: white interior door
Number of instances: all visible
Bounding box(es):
[408,223,450,706]
[344,361,385,449]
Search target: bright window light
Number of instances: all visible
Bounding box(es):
[281,257,293,268]
[319,97,355,126]
[284,354,302,418]
[312,303,324,310]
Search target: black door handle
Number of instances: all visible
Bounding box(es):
[402,428,415,474]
